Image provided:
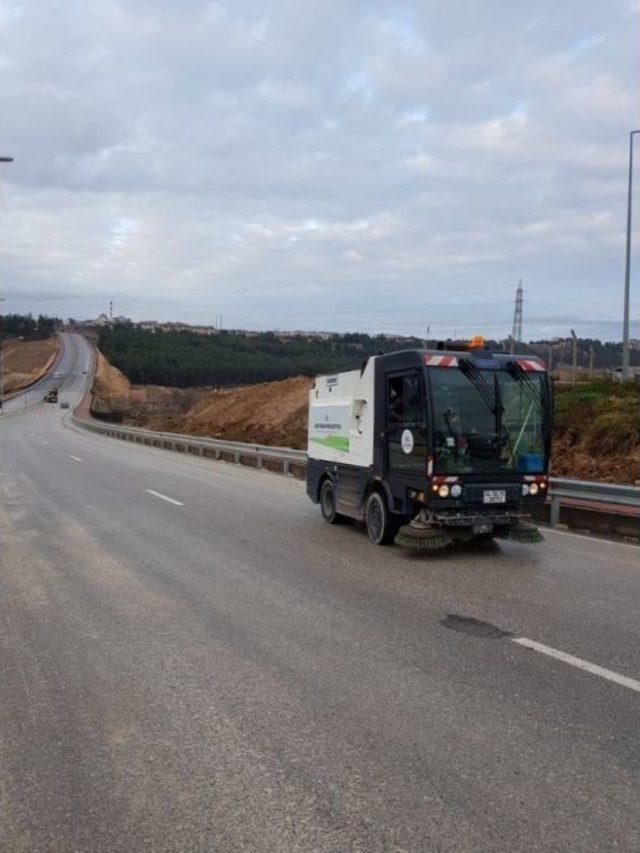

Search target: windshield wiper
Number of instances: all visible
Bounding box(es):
[506,361,544,409]
[457,359,516,458]
[458,359,502,416]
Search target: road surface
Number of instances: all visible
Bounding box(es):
[1,333,639,851]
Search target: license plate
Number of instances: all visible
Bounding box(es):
[483,489,506,504]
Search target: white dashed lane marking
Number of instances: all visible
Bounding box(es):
[513,637,640,695]
[146,489,184,507]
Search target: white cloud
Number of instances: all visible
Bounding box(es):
[405,153,438,174]
[255,79,315,108]
[0,0,637,339]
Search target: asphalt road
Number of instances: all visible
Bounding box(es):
[1,334,639,851]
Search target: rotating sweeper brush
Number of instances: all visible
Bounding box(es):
[495,521,544,544]
[394,524,454,550]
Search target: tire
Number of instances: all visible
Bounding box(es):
[365,491,399,546]
[320,478,341,524]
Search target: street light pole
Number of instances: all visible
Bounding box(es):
[0,155,14,417]
[622,131,639,381]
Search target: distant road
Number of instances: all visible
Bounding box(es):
[2,331,91,415]
[1,333,639,850]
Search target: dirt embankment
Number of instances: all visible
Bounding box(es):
[179,376,310,448]
[550,434,639,485]
[91,349,310,446]
[1,337,60,394]
[122,376,311,448]
[90,351,132,415]
[550,385,640,484]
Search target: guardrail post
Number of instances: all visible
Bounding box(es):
[283,458,290,477]
[550,495,560,527]
[234,452,240,464]
[214,449,221,460]
[256,452,263,469]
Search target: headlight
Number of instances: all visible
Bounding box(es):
[529,482,539,496]
[522,483,530,496]
[450,484,462,498]
[438,484,450,498]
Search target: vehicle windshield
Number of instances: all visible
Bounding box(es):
[429,366,547,474]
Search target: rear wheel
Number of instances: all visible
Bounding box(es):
[320,478,341,524]
[365,491,399,545]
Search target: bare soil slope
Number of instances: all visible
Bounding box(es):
[91,351,132,415]
[181,376,310,448]
[123,376,311,449]
[550,434,639,484]
[2,337,60,394]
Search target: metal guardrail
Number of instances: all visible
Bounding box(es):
[547,477,640,524]
[72,415,639,524]
[72,416,307,475]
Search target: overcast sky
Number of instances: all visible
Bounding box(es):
[1,1,638,339]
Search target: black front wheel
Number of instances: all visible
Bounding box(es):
[365,491,399,545]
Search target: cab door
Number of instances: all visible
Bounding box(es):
[385,371,428,482]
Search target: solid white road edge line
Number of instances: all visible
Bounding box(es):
[512,637,640,694]
[145,489,184,506]
[543,527,639,549]
[69,455,83,462]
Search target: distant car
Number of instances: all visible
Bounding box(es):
[59,401,70,409]
[53,371,61,378]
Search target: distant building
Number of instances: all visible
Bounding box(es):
[275,330,333,341]
[135,320,218,335]
[84,312,131,327]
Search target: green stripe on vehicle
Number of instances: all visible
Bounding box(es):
[310,435,350,452]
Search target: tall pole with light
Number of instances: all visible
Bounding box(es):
[622,131,639,381]
[0,155,14,417]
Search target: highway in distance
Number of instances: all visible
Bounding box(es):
[1,333,639,851]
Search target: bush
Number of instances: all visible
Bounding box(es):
[583,399,640,455]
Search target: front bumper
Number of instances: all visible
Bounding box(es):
[430,508,527,527]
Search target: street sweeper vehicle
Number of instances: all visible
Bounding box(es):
[306,338,552,550]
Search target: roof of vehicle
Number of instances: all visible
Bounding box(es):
[372,348,547,373]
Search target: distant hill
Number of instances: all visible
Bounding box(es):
[97,323,637,388]
[97,325,430,387]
